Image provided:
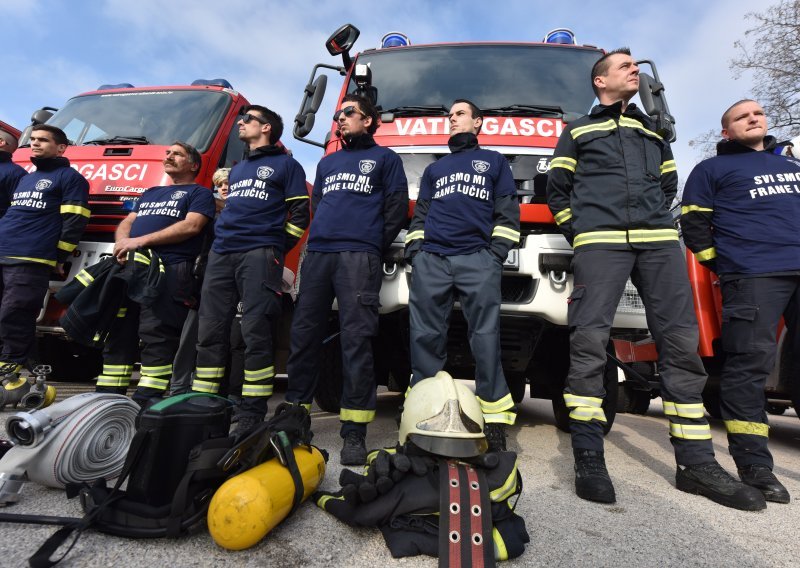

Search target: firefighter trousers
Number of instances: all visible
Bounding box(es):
[567,247,714,465]
[720,275,800,469]
[409,249,515,425]
[171,306,245,397]
[194,247,282,418]
[285,251,381,437]
[0,263,51,369]
[95,261,193,404]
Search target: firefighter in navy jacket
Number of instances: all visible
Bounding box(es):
[95,142,214,406]
[0,130,25,218]
[404,99,520,452]
[682,99,800,504]
[0,125,89,374]
[193,105,309,431]
[546,49,765,511]
[286,94,408,465]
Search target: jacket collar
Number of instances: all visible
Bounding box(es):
[247,144,285,159]
[31,156,70,171]
[716,136,778,156]
[341,133,376,150]
[589,100,644,120]
[0,151,12,163]
[448,132,480,153]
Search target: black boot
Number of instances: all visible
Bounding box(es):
[230,413,263,437]
[676,461,766,511]
[484,423,507,453]
[340,431,367,465]
[739,464,790,504]
[573,449,616,503]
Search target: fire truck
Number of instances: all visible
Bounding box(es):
[293,24,677,430]
[13,80,308,380]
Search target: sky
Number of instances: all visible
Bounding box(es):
[2,0,765,182]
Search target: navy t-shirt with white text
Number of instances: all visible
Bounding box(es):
[309,144,407,255]
[213,152,307,254]
[130,183,215,265]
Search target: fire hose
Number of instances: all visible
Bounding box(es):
[0,392,138,506]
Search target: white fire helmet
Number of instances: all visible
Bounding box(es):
[399,371,487,457]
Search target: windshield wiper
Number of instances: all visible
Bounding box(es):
[84,135,150,146]
[380,105,449,117]
[481,104,563,117]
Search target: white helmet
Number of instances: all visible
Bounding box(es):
[399,371,487,457]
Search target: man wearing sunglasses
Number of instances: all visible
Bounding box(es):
[404,99,520,453]
[193,105,309,434]
[286,94,408,465]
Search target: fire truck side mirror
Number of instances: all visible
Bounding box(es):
[326,24,360,56]
[31,107,58,125]
[637,69,677,143]
[295,74,328,138]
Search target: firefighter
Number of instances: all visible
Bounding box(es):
[193,106,309,433]
[404,99,520,452]
[0,129,25,218]
[96,142,215,405]
[546,49,765,510]
[285,94,408,465]
[682,99,799,504]
[0,125,89,376]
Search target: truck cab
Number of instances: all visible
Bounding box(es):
[14,80,307,379]
[294,25,677,429]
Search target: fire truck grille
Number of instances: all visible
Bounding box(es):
[501,275,535,303]
[88,201,129,218]
[617,280,646,314]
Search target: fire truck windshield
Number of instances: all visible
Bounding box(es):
[349,44,600,116]
[25,89,232,152]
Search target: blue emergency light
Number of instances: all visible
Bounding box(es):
[380,32,410,48]
[543,28,577,44]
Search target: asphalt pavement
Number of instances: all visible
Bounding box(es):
[1,382,798,567]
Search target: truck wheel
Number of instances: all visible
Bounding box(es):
[505,372,527,404]
[313,330,343,414]
[552,343,618,435]
[617,383,651,415]
[375,313,411,393]
[765,403,787,416]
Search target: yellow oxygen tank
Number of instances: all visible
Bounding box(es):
[208,445,326,550]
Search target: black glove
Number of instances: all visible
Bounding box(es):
[382,248,406,265]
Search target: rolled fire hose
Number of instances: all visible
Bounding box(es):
[0,392,138,506]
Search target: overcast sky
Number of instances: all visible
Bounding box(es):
[2,0,764,180]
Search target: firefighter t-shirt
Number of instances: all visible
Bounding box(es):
[130,184,215,265]
[419,148,515,255]
[213,152,307,254]
[308,144,407,255]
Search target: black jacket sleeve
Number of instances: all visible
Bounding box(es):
[680,163,717,272]
[546,130,578,246]
[381,153,410,253]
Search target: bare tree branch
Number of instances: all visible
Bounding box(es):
[730,0,800,140]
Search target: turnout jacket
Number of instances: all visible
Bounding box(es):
[682,137,800,276]
[546,102,679,250]
[212,145,309,255]
[56,250,166,347]
[0,151,25,218]
[315,449,529,562]
[0,156,89,266]
[405,133,520,260]
[308,133,408,256]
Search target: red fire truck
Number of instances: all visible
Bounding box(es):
[13,80,308,380]
[293,24,677,430]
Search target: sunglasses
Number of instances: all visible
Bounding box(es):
[333,106,366,121]
[240,113,268,125]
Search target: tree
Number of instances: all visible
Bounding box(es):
[731,0,800,139]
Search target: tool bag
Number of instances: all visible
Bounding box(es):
[27,395,313,567]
